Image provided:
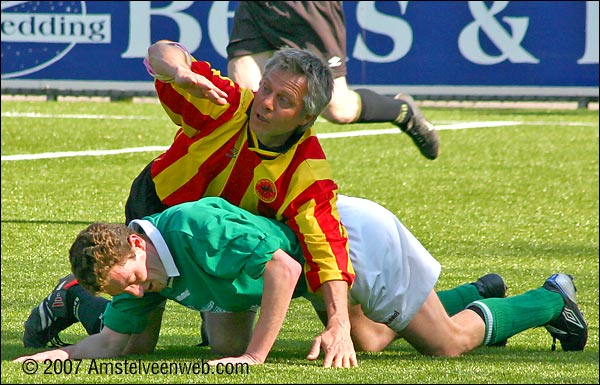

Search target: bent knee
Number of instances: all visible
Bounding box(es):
[429,347,463,358]
[415,341,468,357]
[321,91,361,124]
[351,327,398,352]
[353,338,388,353]
[321,104,358,124]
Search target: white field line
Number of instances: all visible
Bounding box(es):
[1,112,161,120]
[1,119,595,161]
[1,146,170,161]
[316,121,521,139]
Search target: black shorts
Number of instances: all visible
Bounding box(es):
[124,161,169,224]
[227,1,347,78]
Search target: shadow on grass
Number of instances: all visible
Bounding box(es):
[4,329,597,365]
[2,218,95,226]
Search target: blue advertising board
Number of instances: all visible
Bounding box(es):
[1,1,598,97]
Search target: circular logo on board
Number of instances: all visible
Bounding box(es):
[255,178,277,203]
[1,1,111,79]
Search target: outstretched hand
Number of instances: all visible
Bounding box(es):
[307,325,358,368]
[208,353,263,366]
[13,349,69,362]
[173,71,228,105]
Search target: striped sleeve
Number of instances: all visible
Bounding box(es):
[150,59,255,204]
[277,137,355,292]
[154,60,242,138]
[288,186,355,292]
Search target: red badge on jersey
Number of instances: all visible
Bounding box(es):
[255,178,277,203]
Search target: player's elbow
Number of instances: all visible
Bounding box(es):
[288,257,302,282]
[270,249,303,282]
[278,258,302,285]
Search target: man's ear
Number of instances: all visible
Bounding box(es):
[299,113,316,127]
[128,234,146,250]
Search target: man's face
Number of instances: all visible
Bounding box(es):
[102,235,166,297]
[249,68,314,148]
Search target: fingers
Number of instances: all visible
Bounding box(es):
[195,75,228,105]
[307,335,359,368]
[208,357,248,365]
[322,351,334,368]
[306,336,322,361]
[204,88,228,105]
[323,350,358,368]
[174,73,228,105]
[208,353,262,366]
[343,351,358,368]
[209,85,228,100]
[306,334,358,368]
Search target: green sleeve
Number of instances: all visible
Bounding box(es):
[101,292,166,334]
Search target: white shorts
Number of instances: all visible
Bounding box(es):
[306,195,441,333]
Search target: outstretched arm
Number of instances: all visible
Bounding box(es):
[145,40,228,105]
[13,326,132,362]
[208,248,302,365]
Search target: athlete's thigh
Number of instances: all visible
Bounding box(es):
[227,52,273,90]
[397,291,461,355]
[321,76,361,123]
[349,304,398,352]
[204,310,257,356]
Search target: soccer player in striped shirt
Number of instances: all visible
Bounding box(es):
[126,40,356,367]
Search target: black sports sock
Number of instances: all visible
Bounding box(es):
[67,284,109,335]
[355,88,413,124]
[470,304,486,321]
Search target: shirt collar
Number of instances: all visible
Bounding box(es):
[128,219,180,278]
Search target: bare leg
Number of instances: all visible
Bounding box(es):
[227,52,273,91]
[310,289,485,356]
[314,304,397,351]
[321,77,362,124]
[398,291,485,357]
[204,311,256,356]
[348,304,398,351]
[229,55,360,124]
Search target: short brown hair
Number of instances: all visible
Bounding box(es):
[69,223,136,294]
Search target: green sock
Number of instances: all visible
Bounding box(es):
[437,284,482,316]
[468,287,564,345]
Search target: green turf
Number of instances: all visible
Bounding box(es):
[1,100,598,383]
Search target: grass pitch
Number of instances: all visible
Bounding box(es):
[1,99,598,383]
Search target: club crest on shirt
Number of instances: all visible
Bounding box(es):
[255,178,277,203]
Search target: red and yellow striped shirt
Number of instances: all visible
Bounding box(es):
[150,60,354,292]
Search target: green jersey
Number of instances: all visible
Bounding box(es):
[102,197,305,334]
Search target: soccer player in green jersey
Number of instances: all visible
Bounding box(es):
[15,197,586,365]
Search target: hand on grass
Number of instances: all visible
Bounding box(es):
[13,349,70,362]
[208,353,263,366]
[307,325,358,368]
